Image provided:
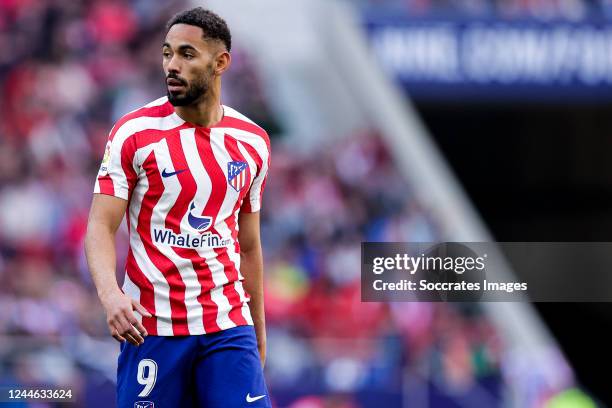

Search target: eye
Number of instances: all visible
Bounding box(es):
[184,54,194,60]
[162,51,171,58]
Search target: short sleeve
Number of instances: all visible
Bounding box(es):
[241,138,270,213]
[93,130,138,201]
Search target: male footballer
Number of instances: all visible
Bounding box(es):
[84,7,271,407]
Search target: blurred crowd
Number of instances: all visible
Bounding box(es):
[0,0,571,407]
[259,135,508,407]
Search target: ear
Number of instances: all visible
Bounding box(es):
[214,51,231,75]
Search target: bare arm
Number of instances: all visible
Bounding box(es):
[238,211,267,367]
[84,194,150,345]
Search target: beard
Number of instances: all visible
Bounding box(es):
[166,67,213,106]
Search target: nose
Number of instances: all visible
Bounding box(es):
[166,54,181,74]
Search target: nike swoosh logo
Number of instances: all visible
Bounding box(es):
[246,393,266,403]
[161,168,187,178]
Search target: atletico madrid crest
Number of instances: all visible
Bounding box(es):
[227,161,248,192]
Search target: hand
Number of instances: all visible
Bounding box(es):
[100,289,151,346]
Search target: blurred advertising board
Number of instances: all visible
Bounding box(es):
[365,16,612,101]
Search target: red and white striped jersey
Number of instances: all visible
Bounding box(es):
[93,96,270,336]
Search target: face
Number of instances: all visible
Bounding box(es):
[162,24,226,106]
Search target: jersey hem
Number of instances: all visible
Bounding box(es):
[93,190,129,201]
[150,321,253,336]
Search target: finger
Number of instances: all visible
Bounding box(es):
[115,313,135,336]
[123,332,141,346]
[124,325,145,345]
[132,300,152,317]
[130,318,148,337]
[110,328,126,343]
[125,308,147,336]
[119,314,144,344]
[122,310,146,342]
[125,332,139,346]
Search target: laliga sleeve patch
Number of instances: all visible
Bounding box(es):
[99,140,112,176]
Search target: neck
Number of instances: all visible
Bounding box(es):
[174,82,223,127]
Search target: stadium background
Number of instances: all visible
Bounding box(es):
[0,0,609,406]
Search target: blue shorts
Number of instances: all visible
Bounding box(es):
[116,325,271,408]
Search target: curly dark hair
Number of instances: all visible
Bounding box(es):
[166,7,232,52]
